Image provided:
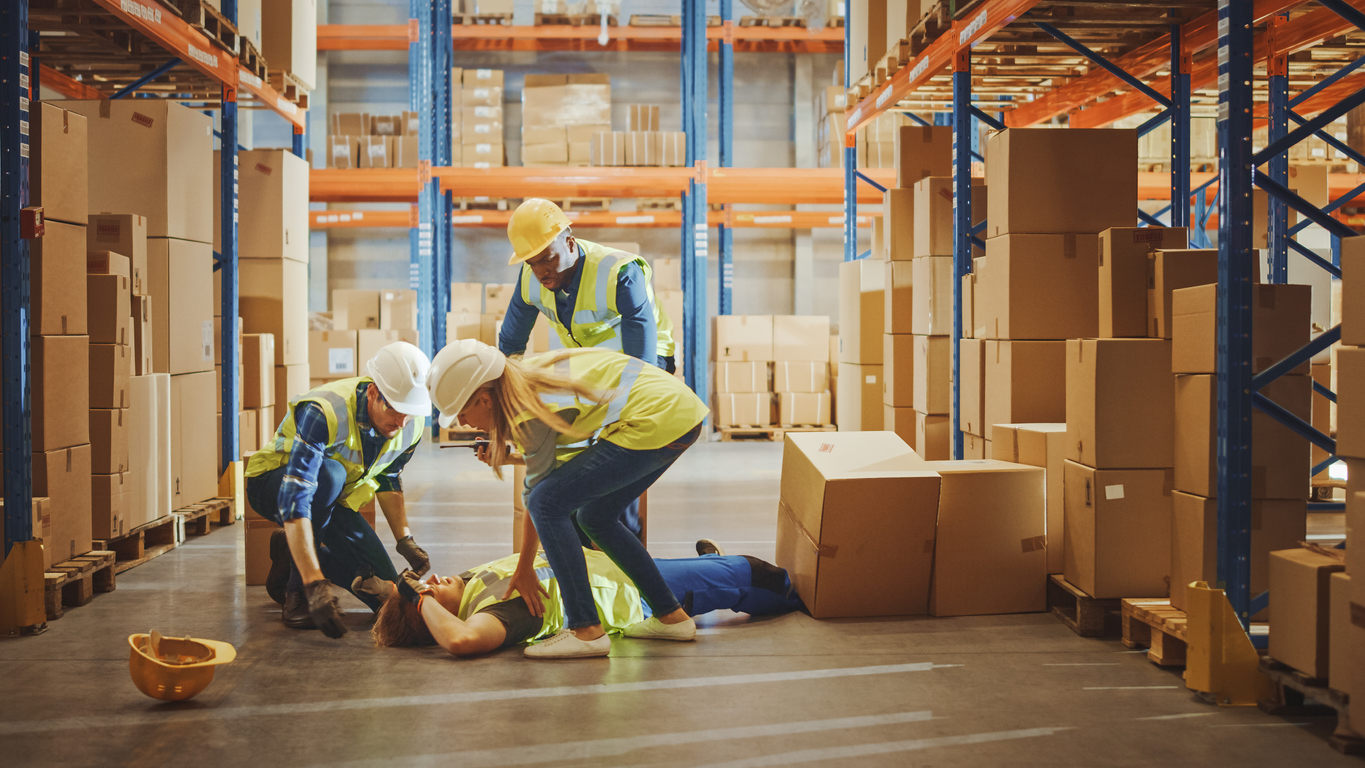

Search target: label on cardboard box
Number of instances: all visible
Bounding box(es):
[1104,484,1125,500]
[329,348,356,375]
[201,320,214,361]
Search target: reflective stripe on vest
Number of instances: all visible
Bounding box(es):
[455,550,645,640]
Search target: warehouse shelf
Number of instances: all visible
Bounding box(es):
[313,207,873,229]
[318,22,843,53]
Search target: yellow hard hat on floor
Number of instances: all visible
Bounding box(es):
[127,632,237,701]
[508,198,571,265]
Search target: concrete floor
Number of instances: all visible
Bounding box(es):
[0,441,1356,767]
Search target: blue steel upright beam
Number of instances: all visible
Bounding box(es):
[409,4,433,363]
[717,0,733,316]
[842,11,856,263]
[681,0,710,397]
[432,0,452,366]
[1,0,32,555]
[219,0,240,471]
[1216,0,1256,629]
[951,47,971,461]
[1170,25,1190,229]
[1267,15,1289,284]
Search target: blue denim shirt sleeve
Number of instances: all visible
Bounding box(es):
[277,402,332,521]
[497,275,540,357]
[375,441,418,493]
[616,261,656,363]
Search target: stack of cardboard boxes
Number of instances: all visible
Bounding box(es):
[458,68,506,168]
[241,334,278,454]
[446,282,548,353]
[319,289,422,387]
[713,316,834,429]
[86,249,135,540]
[647,254,685,379]
[327,111,420,169]
[589,104,686,167]
[261,0,317,94]
[521,73,605,167]
[814,81,847,169]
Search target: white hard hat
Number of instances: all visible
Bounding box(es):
[427,339,507,428]
[364,341,432,416]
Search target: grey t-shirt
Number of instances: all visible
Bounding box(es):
[476,597,543,649]
[520,407,582,492]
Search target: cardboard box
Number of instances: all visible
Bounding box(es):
[1169,492,1306,615]
[238,410,260,454]
[624,131,654,166]
[773,316,830,362]
[380,290,419,330]
[1066,338,1174,469]
[774,362,828,393]
[357,329,419,372]
[358,136,390,168]
[132,295,153,376]
[1339,348,1365,458]
[0,498,52,568]
[330,112,367,136]
[1171,283,1312,375]
[1330,572,1352,694]
[1342,237,1365,346]
[88,214,148,297]
[961,432,987,459]
[86,249,130,281]
[926,460,1047,616]
[716,361,768,393]
[522,142,569,165]
[992,423,1068,573]
[884,188,914,261]
[89,408,129,475]
[883,334,915,405]
[34,445,92,567]
[461,142,504,167]
[310,331,359,381]
[450,283,483,315]
[32,219,88,336]
[171,371,219,508]
[591,132,626,166]
[1174,374,1310,498]
[235,150,310,263]
[1063,461,1172,599]
[911,256,954,336]
[628,104,660,131]
[985,128,1138,238]
[884,404,915,446]
[31,102,89,226]
[128,374,170,530]
[240,259,308,366]
[1148,248,1218,338]
[148,237,214,374]
[915,412,951,460]
[975,234,1100,340]
[260,0,317,89]
[884,260,913,334]
[959,338,987,436]
[775,431,941,618]
[984,340,1065,430]
[778,392,830,426]
[90,343,131,411]
[912,335,950,415]
[59,100,213,242]
[327,135,359,169]
[87,272,131,346]
[713,315,774,362]
[893,125,952,189]
[836,363,883,431]
[33,335,90,452]
[1268,547,1346,679]
[333,289,381,330]
[91,472,130,540]
[256,405,277,446]
[714,393,772,427]
[242,334,276,409]
[275,364,310,406]
[1099,227,1188,337]
[913,177,986,258]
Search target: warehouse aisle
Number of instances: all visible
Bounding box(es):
[0,441,1354,767]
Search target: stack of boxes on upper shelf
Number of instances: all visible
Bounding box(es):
[319,289,422,387]
[457,68,507,168]
[712,316,834,430]
[521,73,610,167]
[588,103,686,168]
[814,77,848,169]
[327,112,420,169]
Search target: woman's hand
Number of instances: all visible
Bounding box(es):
[503,565,548,617]
[474,442,525,467]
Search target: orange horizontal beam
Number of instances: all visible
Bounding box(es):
[313,210,415,228]
[315,208,876,229]
[36,63,106,100]
[318,24,410,50]
[311,169,424,203]
[317,24,842,53]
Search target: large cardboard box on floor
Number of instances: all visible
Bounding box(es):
[714,393,772,428]
[911,256,954,336]
[893,125,952,190]
[985,340,1066,430]
[1171,283,1312,375]
[912,335,950,415]
[1169,492,1306,614]
[959,338,987,436]
[1063,461,1172,599]
[1099,227,1188,338]
[34,445,92,568]
[171,371,219,508]
[1148,249,1218,339]
[88,214,148,297]
[773,316,830,362]
[31,102,89,226]
[883,334,914,405]
[839,259,885,364]
[32,219,88,336]
[1268,547,1345,680]
[1174,374,1309,498]
[233,150,310,263]
[148,237,214,374]
[776,431,941,618]
[261,0,317,90]
[32,335,90,452]
[59,100,213,242]
[836,363,883,431]
[992,423,1067,574]
[309,331,359,382]
[240,258,308,366]
[1066,338,1174,469]
[984,128,1137,238]
[927,460,1047,616]
[975,234,1099,340]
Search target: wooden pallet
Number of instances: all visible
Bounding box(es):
[457,197,509,211]
[176,498,236,538]
[94,514,181,575]
[628,14,721,26]
[826,16,844,27]
[637,197,682,211]
[43,551,116,623]
[238,38,268,82]
[908,2,951,58]
[1046,574,1120,638]
[739,15,805,27]
[717,425,835,442]
[165,0,238,53]
[1259,658,1365,755]
[535,13,620,25]
[455,13,515,25]
[268,70,310,110]
[551,197,612,211]
[1121,598,1188,666]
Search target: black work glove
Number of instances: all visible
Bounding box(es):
[396,535,430,576]
[396,569,432,607]
[304,579,348,639]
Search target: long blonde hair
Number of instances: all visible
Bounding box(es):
[483,351,609,478]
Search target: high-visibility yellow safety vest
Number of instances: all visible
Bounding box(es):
[456,549,645,640]
[518,238,676,357]
[245,377,426,511]
[513,348,708,463]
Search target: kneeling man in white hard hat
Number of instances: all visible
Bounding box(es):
[244,341,433,638]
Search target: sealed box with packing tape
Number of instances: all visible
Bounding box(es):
[774,362,828,393]
[1171,283,1311,375]
[910,257,953,336]
[1148,248,1218,339]
[778,392,830,426]
[716,362,768,393]
[992,423,1067,574]
[1063,462,1173,599]
[975,234,1099,340]
[1066,338,1174,470]
[713,316,774,362]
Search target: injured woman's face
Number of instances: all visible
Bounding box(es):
[423,573,466,614]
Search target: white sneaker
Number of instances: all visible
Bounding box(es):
[524,629,611,659]
[623,616,696,641]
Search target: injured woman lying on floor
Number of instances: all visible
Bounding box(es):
[370,542,805,655]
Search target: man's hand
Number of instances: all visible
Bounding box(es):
[396,536,430,575]
[503,566,549,617]
[397,569,433,607]
[304,580,348,638]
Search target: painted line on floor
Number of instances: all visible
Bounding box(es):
[322,710,937,767]
[1042,663,1120,666]
[689,726,1072,767]
[1137,712,1216,721]
[0,662,952,735]
[1210,722,1310,728]
[405,515,524,523]
[1115,650,1150,654]
[1083,686,1180,691]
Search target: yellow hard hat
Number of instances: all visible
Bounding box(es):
[507,198,571,265]
[127,633,237,701]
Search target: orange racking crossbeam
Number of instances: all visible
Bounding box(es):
[317,24,843,53]
[318,25,411,51]
[313,208,875,229]
[311,169,425,202]
[36,64,106,100]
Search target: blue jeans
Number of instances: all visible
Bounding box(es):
[654,555,805,617]
[245,461,398,612]
[527,424,702,629]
